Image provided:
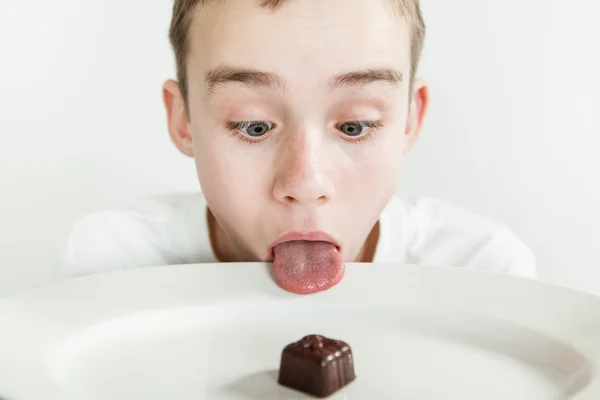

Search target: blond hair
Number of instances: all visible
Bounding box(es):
[169,0,425,107]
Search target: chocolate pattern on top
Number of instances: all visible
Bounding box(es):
[284,335,352,367]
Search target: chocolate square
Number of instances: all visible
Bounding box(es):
[278,334,356,398]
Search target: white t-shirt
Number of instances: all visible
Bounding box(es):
[55,193,536,279]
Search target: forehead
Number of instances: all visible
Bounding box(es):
[187,0,411,83]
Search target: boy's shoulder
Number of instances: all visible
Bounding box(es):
[55,192,213,278]
[381,196,536,277]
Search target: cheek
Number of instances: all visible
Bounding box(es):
[341,132,404,193]
[193,133,270,218]
[346,155,400,216]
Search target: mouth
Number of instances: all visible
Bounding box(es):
[268,231,341,259]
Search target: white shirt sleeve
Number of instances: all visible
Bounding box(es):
[495,227,537,278]
[55,211,174,279]
[380,197,537,277]
[54,193,215,279]
[413,225,537,278]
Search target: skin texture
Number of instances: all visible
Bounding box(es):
[163,0,429,264]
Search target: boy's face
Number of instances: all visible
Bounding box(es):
[164,0,428,264]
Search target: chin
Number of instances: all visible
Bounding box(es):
[255,251,272,263]
[249,245,272,263]
[344,252,357,263]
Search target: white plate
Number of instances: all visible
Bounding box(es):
[0,263,599,400]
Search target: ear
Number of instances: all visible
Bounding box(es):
[404,78,430,153]
[163,79,194,157]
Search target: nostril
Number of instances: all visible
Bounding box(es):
[284,196,295,204]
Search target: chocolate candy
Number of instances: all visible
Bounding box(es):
[278,334,356,398]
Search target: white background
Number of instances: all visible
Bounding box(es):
[0,0,598,297]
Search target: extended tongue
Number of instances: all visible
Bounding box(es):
[272,241,345,294]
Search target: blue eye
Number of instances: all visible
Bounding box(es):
[337,121,369,137]
[236,121,274,137]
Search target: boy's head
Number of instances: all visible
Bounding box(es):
[163,0,429,292]
[169,0,426,115]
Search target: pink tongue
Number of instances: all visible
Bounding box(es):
[273,241,345,294]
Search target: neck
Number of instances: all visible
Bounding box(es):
[207,208,240,262]
[354,221,380,262]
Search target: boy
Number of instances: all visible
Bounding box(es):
[57,0,536,294]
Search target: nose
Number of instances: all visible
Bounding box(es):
[272,131,335,206]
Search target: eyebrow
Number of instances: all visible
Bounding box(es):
[205,65,284,93]
[330,68,403,89]
[204,65,403,94]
